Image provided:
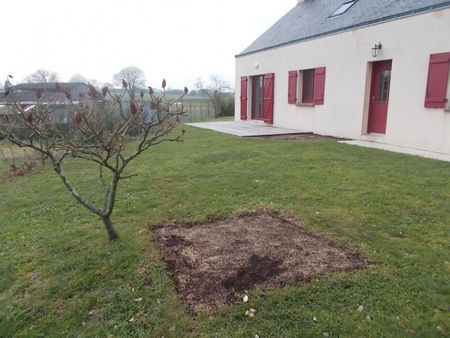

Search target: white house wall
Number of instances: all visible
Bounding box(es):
[235,8,450,155]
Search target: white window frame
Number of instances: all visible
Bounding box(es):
[297,69,315,105]
[329,0,358,18]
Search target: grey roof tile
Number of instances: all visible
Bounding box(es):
[238,0,450,56]
[12,82,88,91]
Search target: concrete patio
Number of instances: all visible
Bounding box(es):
[185,121,311,137]
[339,140,450,162]
[185,121,450,162]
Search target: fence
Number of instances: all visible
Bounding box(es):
[181,101,215,123]
[180,98,234,123]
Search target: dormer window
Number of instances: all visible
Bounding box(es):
[329,0,357,18]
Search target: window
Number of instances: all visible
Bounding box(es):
[377,70,391,101]
[302,69,315,103]
[252,75,264,119]
[287,67,326,105]
[424,52,450,109]
[329,0,357,18]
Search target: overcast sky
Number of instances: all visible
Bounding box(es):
[1,0,296,89]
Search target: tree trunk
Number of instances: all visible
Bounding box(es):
[102,215,119,241]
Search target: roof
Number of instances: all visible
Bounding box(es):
[0,83,91,104]
[238,0,450,57]
[11,82,88,91]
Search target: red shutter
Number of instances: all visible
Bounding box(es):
[313,67,326,105]
[263,73,275,124]
[240,76,248,120]
[424,52,450,108]
[288,70,298,104]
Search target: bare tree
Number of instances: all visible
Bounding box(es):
[113,66,146,100]
[195,75,231,118]
[88,79,104,90]
[70,74,102,87]
[1,79,188,241]
[103,82,114,89]
[3,75,14,90]
[25,69,60,83]
[69,74,87,83]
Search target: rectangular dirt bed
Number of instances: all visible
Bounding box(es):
[153,211,367,312]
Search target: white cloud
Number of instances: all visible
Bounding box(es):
[1,0,295,89]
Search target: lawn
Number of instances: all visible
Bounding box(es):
[0,127,449,337]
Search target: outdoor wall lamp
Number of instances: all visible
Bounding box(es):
[372,42,382,57]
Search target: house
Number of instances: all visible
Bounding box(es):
[235,0,450,155]
[0,82,157,126]
[1,82,90,103]
[0,83,92,125]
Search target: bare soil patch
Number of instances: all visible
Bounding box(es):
[154,211,367,313]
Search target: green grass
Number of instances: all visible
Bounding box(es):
[0,127,449,337]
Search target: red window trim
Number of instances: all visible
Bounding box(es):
[263,73,275,124]
[313,67,326,105]
[292,67,326,105]
[240,76,248,120]
[424,52,450,109]
[288,70,298,104]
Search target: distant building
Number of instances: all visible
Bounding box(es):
[1,82,90,103]
[0,82,158,126]
[0,83,92,124]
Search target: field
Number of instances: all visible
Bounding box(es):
[104,93,233,123]
[172,96,234,123]
[180,98,216,123]
[0,126,449,337]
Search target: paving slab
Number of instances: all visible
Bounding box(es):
[185,121,310,137]
[340,140,450,162]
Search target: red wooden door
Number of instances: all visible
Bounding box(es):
[263,73,274,124]
[240,76,248,120]
[368,60,392,134]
